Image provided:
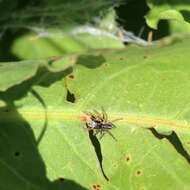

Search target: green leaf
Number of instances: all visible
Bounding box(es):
[0,56,75,92]
[145,0,190,30]
[11,10,123,60]
[11,29,124,59]
[1,37,190,189]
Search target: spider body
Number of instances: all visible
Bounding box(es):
[90,120,116,130]
[84,110,121,141]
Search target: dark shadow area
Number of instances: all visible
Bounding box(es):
[148,127,190,164]
[115,0,170,41]
[88,130,109,181]
[37,67,73,87]
[0,0,42,62]
[0,66,73,102]
[115,0,149,37]
[180,10,190,23]
[52,178,88,190]
[0,101,88,190]
[77,55,105,69]
[0,29,26,62]
[0,76,34,103]
[30,89,48,145]
[0,54,105,104]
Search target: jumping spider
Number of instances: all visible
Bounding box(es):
[84,109,122,141]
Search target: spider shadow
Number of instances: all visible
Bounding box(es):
[148,127,190,164]
[88,130,109,181]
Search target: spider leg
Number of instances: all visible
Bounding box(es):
[101,107,108,121]
[93,110,101,119]
[107,131,117,141]
[83,111,97,120]
[93,129,100,136]
[99,132,105,140]
[83,111,93,117]
[110,118,123,123]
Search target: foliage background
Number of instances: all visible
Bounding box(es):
[1,0,190,190]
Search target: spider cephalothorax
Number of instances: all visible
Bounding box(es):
[84,110,121,141]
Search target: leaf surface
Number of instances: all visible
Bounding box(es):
[1,37,190,190]
[145,0,190,30]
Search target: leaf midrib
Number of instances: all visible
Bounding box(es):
[10,110,190,131]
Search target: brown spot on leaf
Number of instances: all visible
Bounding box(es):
[187,142,190,144]
[125,156,130,162]
[118,57,124,60]
[143,56,148,59]
[68,74,75,79]
[92,184,101,190]
[113,164,117,168]
[185,148,189,153]
[136,170,142,176]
